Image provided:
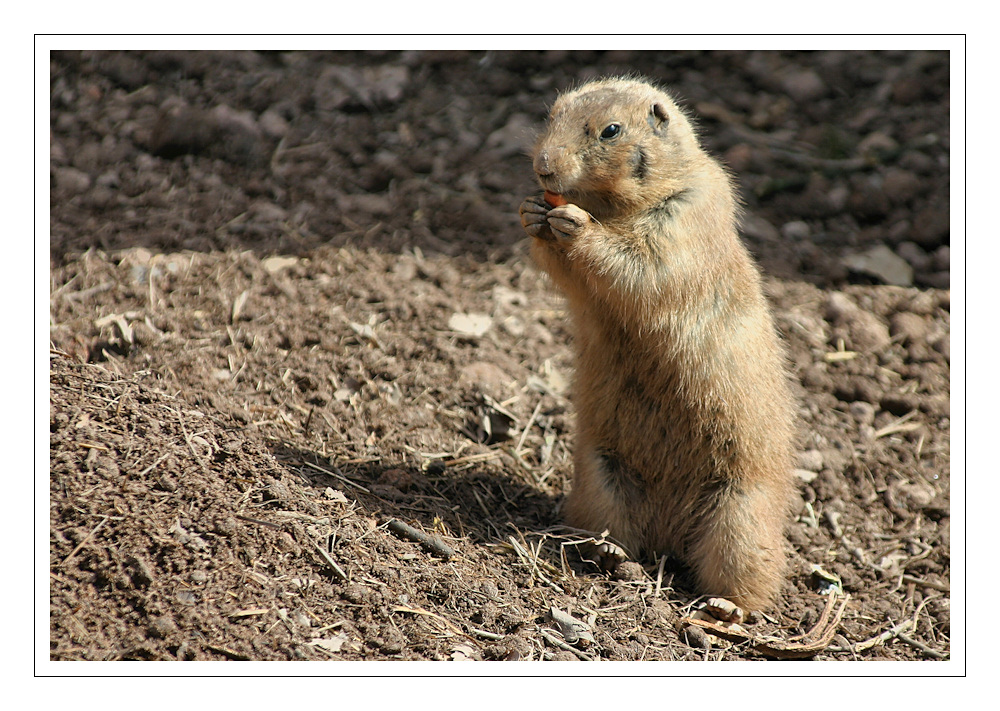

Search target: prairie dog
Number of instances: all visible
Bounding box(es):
[519,77,796,609]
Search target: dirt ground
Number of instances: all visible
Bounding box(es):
[48,50,951,663]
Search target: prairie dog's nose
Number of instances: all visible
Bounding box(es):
[533,147,561,177]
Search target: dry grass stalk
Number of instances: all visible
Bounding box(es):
[391,605,474,643]
[874,409,921,439]
[58,516,109,567]
[302,460,372,493]
[506,535,565,593]
[307,537,349,581]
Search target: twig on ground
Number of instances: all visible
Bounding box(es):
[514,400,543,455]
[235,513,283,530]
[385,519,456,559]
[205,644,251,661]
[538,628,594,660]
[898,633,948,659]
[901,574,950,592]
[831,618,913,654]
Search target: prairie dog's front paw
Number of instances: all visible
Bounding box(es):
[519,196,555,241]
[547,204,592,242]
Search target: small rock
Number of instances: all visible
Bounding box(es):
[781,220,811,241]
[835,376,883,404]
[889,479,937,510]
[857,131,899,159]
[781,69,826,102]
[147,616,178,640]
[892,77,924,104]
[612,561,646,582]
[71,141,102,172]
[921,394,951,419]
[324,488,349,503]
[54,166,92,195]
[889,312,929,345]
[797,449,824,472]
[342,584,369,605]
[258,108,290,138]
[888,220,912,243]
[682,624,713,650]
[492,284,529,308]
[827,184,850,212]
[825,291,859,322]
[500,315,525,338]
[848,311,892,351]
[262,255,298,273]
[848,400,876,425]
[902,291,938,315]
[450,644,476,661]
[275,531,300,554]
[843,245,914,287]
[209,104,267,166]
[794,468,818,483]
[213,517,238,537]
[449,312,492,338]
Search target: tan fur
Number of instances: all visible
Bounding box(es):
[519,77,796,610]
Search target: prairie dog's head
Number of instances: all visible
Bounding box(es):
[532,78,702,217]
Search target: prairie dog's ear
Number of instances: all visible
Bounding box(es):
[648,102,670,137]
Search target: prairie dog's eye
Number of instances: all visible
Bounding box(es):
[600,123,621,140]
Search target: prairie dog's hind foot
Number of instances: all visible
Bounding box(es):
[587,539,628,572]
[566,531,629,572]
